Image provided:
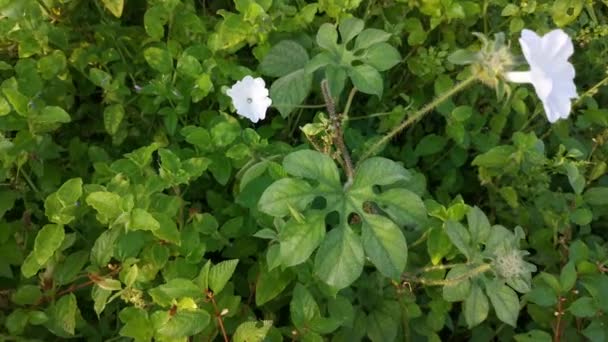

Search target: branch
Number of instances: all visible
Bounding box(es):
[321,80,355,183]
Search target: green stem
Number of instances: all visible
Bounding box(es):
[413,263,491,286]
[416,262,472,274]
[19,167,40,195]
[342,88,357,121]
[359,73,479,162]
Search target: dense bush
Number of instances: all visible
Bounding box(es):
[1,0,608,341]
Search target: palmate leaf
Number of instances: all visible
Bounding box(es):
[258,149,427,289]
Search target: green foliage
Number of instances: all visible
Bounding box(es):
[1,0,608,341]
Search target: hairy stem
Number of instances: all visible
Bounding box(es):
[359,73,479,162]
[410,263,491,286]
[321,80,355,183]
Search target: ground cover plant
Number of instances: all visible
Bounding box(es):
[1,0,608,341]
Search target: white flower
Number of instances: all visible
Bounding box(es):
[505,29,578,123]
[226,76,272,123]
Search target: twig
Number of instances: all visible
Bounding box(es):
[553,296,566,342]
[359,73,479,162]
[321,80,355,184]
[206,290,229,342]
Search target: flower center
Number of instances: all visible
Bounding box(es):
[246,97,253,104]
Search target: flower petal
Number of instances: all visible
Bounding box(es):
[541,29,573,62]
[519,29,542,67]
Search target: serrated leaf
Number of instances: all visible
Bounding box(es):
[209,259,239,294]
[156,309,211,338]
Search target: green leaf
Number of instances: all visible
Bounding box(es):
[270,69,312,117]
[445,220,472,259]
[0,96,10,116]
[36,106,71,124]
[144,47,173,74]
[279,213,325,267]
[442,265,472,302]
[119,307,153,341]
[338,17,364,44]
[255,265,293,305]
[325,64,347,98]
[86,192,124,224]
[447,49,479,65]
[149,279,203,307]
[209,259,239,294]
[92,285,112,317]
[128,209,160,232]
[37,50,67,79]
[283,150,341,190]
[316,23,338,51]
[33,224,65,265]
[560,261,577,292]
[452,105,473,121]
[551,0,583,27]
[366,308,398,342]
[352,157,410,190]
[348,64,383,97]
[176,54,202,78]
[44,178,83,225]
[89,68,112,88]
[472,145,516,168]
[258,178,315,217]
[314,226,364,290]
[46,294,78,336]
[487,282,520,327]
[11,285,42,305]
[464,285,489,328]
[427,226,452,265]
[584,187,608,206]
[156,309,211,338]
[362,43,401,71]
[144,6,169,40]
[566,163,585,195]
[375,188,427,228]
[467,206,491,244]
[290,283,320,328]
[103,104,125,135]
[101,0,124,17]
[354,29,391,50]
[415,134,447,156]
[361,214,407,280]
[2,78,28,115]
[568,297,597,317]
[6,309,29,335]
[514,330,552,342]
[260,40,309,77]
[233,320,273,342]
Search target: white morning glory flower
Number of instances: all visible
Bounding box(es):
[226,76,272,123]
[505,29,578,123]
